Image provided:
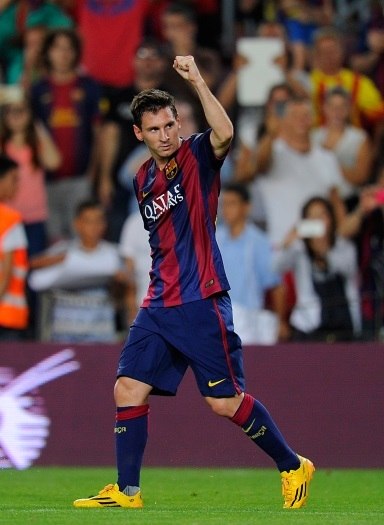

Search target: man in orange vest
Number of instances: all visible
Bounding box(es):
[0,155,29,340]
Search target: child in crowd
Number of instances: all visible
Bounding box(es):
[29,199,128,342]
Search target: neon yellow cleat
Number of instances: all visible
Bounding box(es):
[281,455,315,509]
[73,483,143,509]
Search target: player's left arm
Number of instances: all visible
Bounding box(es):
[173,55,233,159]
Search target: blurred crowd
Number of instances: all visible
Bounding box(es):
[1,0,384,344]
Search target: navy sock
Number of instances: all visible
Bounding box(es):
[115,405,149,491]
[231,394,300,472]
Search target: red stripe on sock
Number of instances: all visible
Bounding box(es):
[116,404,150,421]
[231,393,254,426]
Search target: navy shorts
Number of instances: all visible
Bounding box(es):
[117,292,245,397]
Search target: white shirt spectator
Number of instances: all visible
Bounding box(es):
[252,138,344,245]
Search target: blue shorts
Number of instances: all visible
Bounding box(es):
[117,292,245,397]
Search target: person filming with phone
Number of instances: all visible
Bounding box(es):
[274,196,361,342]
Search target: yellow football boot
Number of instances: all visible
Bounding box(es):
[73,483,143,509]
[281,455,315,509]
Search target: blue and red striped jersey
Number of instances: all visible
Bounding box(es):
[134,129,230,307]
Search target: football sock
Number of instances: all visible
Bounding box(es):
[115,405,149,492]
[231,393,300,472]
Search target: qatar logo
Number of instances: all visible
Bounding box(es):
[143,183,184,223]
[0,349,80,470]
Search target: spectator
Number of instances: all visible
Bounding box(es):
[29,199,127,342]
[278,0,334,71]
[350,4,384,95]
[216,183,287,344]
[311,86,373,211]
[289,26,384,132]
[240,96,345,245]
[274,196,361,341]
[30,28,101,242]
[0,0,73,84]
[338,179,384,339]
[76,0,150,95]
[235,82,294,182]
[234,0,266,38]
[6,24,48,88]
[0,89,61,256]
[0,154,29,341]
[98,38,167,241]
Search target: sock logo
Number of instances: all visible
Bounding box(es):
[114,426,127,434]
[250,425,267,439]
[242,418,256,434]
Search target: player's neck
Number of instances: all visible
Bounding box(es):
[155,157,171,171]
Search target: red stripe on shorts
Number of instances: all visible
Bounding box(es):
[212,297,242,395]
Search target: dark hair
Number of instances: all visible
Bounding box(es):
[222,182,251,203]
[277,95,311,118]
[301,196,336,259]
[267,82,294,103]
[0,154,18,178]
[324,86,350,102]
[41,28,82,72]
[75,198,104,218]
[163,2,197,25]
[131,89,178,128]
[135,37,166,58]
[313,26,344,47]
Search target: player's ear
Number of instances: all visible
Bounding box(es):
[133,124,143,141]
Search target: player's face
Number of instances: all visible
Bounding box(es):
[134,107,181,167]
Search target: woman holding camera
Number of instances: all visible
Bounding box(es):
[274,196,361,341]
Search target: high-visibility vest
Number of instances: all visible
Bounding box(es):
[0,204,28,329]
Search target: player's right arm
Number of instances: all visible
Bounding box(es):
[173,55,233,159]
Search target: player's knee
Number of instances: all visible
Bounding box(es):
[206,396,240,418]
[114,377,150,406]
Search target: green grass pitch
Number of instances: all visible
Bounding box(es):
[1,467,384,524]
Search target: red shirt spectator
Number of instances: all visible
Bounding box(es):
[77,0,150,88]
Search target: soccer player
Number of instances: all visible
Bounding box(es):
[73,55,314,510]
